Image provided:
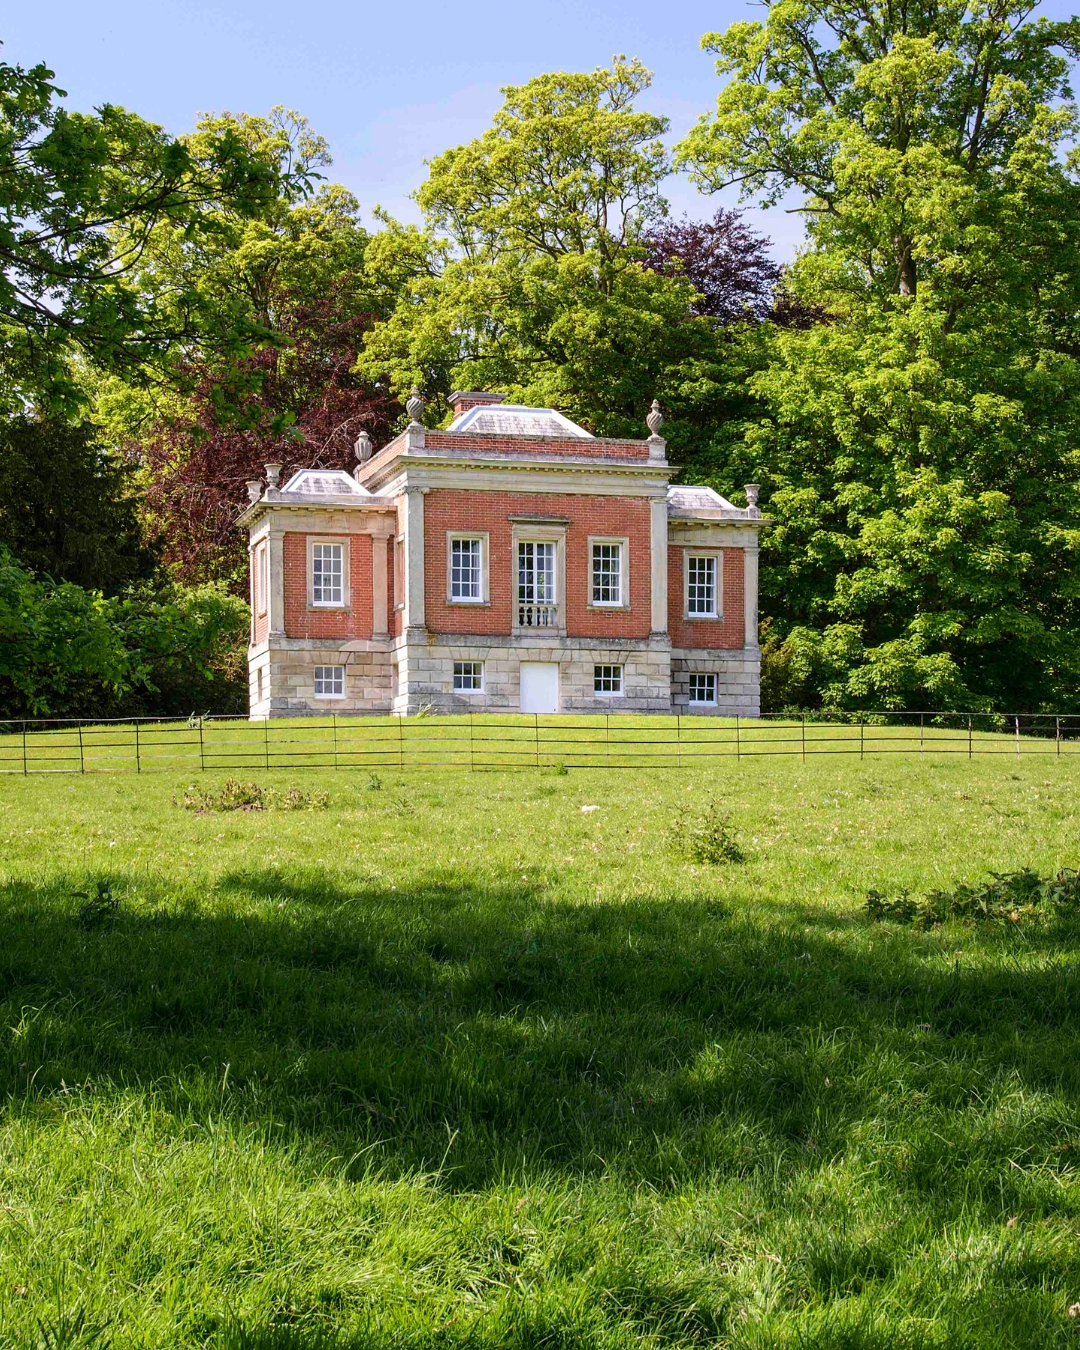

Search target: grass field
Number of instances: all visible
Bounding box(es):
[1,753,1079,1348]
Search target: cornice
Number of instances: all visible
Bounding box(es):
[236,494,397,529]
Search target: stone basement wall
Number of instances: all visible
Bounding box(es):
[671,648,761,717]
[255,643,393,718]
[392,634,671,715]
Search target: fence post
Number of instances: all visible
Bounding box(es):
[135,720,141,774]
[606,713,610,769]
[1015,714,1021,760]
[736,714,741,761]
[677,713,682,770]
[78,723,85,775]
[470,713,475,772]
[199,718,205,773]
[535,714,540,771]
[264,717,269,771]
[22,721,27,777]
[801,715,806,764]
[333,713,338,770]
[398,713,404,771]
[860,718,864,761]
[920,712,924,759]
[968,715,972,761]
[1057,715,1061,758]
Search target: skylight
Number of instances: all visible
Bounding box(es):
[281,470,369,496]
[448,404,593,439]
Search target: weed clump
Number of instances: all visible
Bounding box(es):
[175,779,329,813]
[671,801,745,864]
[75,879,120,928]
[867,867,1080,928]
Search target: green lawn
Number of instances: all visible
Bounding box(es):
[1,755,1078,1348]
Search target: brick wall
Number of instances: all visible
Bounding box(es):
[423,490,653,639]
[668,547,745,649]
[283,532,373,640]
[423,432,651,460]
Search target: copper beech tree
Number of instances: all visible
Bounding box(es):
[141,281,398,590]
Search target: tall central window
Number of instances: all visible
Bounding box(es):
[312,542,344,606]
[518,541,557,626]
[687,555,718,617]
[450,537,483,601]
[591,542,622,606]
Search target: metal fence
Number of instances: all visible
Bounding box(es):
[2,711,1080,775]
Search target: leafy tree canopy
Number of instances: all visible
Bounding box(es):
[358,59,743,434]
[0,52,316,412]
[677,0,1080,710]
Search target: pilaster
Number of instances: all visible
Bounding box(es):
[267,527,285,639]
[650,496,669,636]
[370,523,393,637]
[403,488,426,631]
[743,542,760,649]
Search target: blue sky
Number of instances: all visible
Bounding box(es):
[3,0,808,257]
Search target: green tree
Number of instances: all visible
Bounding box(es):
[677,0,1080,710]
[1,52,311,412]
[94,111,399,588]
[0,417,156,593]
[358,59,735,433]
[0,545,247,718]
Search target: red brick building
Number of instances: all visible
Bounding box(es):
[239,393,766,716]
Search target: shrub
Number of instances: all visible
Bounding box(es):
[671,801,745,864]
[867,867,1080,928]
[0,545,248,718]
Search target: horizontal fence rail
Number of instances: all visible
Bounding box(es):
[2,712,1080,775]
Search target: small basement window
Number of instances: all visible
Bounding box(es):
[594,664,623,696]
[688,673,717,705]
[314,666,345,698]
[453,661,484,692]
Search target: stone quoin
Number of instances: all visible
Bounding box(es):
[238,395,768,717]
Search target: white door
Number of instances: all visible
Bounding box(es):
[520,662,559,714]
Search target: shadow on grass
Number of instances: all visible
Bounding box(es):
[2,863,1079,1206]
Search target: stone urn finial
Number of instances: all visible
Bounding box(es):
[354,429,372,463]
[744,483,761,515]
[406,388,425,427]
[264,462,282,489]
[646,399,664,437]
[246,479,262,504]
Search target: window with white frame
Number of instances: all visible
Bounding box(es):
[312,542,344,606]
[453,660,484,692]
[518,540,557,625]
[688,672,717,705]
[594,664,623,695]
[314,665,345,698]
[686,554,719,617]
[255,544,268,614]
[450,536,484,602]
[591,541,623,606]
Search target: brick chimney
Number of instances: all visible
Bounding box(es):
[450,391,507,417]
